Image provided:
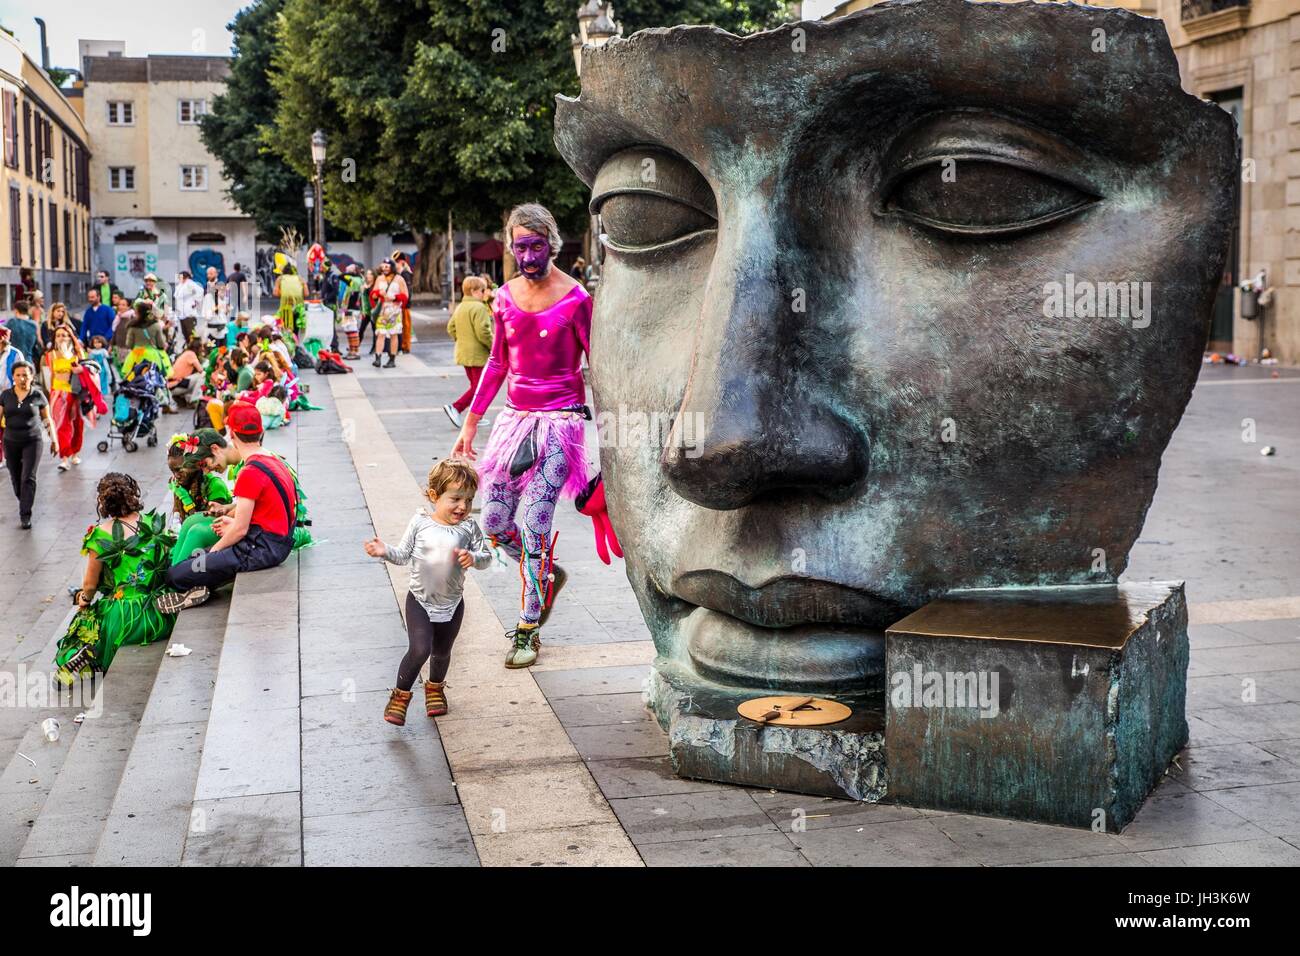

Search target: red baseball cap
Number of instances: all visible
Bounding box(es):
[226,401,263,438]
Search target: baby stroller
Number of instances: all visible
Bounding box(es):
[97,360,165,453]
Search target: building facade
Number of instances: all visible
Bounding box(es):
[826,0,1297,363]
[81,54,255,299]
[0,30,93,311]
[1159,0,1298,362]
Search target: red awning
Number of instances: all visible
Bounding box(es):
[470,239,504,261]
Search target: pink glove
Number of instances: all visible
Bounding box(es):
[576,474,623,565]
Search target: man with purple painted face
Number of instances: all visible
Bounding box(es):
[451,203,596,669]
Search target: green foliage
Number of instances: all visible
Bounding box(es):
[214,0,789,240]
[200,0,312,239]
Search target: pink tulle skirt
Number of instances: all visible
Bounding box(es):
[477,406,591,501]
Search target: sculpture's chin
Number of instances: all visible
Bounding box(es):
[681,605,887,694]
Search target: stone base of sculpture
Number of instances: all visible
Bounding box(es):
[885,582,1189,832]
[647,664,887,802]
[649,582,1188,832]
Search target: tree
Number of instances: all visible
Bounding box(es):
[256,0,787,290]
[200,0,312,239]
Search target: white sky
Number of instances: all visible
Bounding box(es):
[0,0,243,68]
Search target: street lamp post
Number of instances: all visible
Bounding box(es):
[303,184,315,248]
[310,130,327,254]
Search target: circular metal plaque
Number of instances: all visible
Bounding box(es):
[737,696,852,727]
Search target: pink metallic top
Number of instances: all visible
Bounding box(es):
[470,282,592,416]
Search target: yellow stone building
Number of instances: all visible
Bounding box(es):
[0,29,92,311]
[825,0,1300,363]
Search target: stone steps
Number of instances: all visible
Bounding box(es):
[92,591,231,865]
[15,641,167,865]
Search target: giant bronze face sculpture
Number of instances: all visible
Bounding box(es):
[555,0,1237,701]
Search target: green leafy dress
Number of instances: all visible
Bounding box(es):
[55,512,178,684]
[170,472,234,565]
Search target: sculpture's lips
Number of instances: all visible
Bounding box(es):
[669,571,906,691]
[672,570,907,631]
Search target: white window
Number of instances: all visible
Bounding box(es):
[178,99,207,124]
[108,166,135,191]
[180,165,208,191]
[106,101,134,125]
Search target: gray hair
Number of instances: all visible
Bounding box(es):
[505,203,562,261]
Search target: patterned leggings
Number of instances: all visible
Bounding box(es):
[480,427,569,624]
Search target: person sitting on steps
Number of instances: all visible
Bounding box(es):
[157,401,298,612]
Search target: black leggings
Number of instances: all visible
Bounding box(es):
[4,437,41,521]
[397,591,465,689]
[358,314,377,353]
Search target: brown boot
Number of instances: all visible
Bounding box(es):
[424,680,448,717]
[384,688,414,725]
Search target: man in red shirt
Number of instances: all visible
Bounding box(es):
[159,402,298,611]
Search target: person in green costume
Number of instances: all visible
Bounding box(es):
[199,427,313,552]
[55,473,178,684]
[166,430,234,565]
[273,262,306,344]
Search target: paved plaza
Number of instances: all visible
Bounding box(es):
[1,312,1298,866]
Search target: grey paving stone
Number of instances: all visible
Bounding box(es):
[300,642,406,698]
[540,624,650,647]
[1257,738,1300,764]
[1138,837,1300,866]
[585,756,734,800]
[300,560,391,594]
[1189,642,1300,678]
[1170,743,1300,792]
[1193,702,1300,743]
[1187,674,1286,710]
[1114,780,1271,852]
[1203,780,1300,837]
[609,790,781,844]
[750,791,923,832]
[300,610,407,652]
[15,852,91,866]
[226,596,298,629]
[299,583,396,623]
[228,559,298,597]
[638,832,807,867]
[183,791,301,866]
[194,705,300,801]
[928,812,1126,866]
[1257,668,1300,702]
[1221,618,1300,643]
[1021,854,1153,867]
[1188,624,1260,650]
[304,804,478,866]
[103,720,207,813]
[551,691,653,728]
[790,817,979,866]
[301,738,458,817]
[1187,713,1245,746]
[565,722,668,761]
[95,807,193,866]
[533,664,651,699]
[302,690,439,748]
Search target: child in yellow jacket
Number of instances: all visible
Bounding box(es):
[442,276,494,428]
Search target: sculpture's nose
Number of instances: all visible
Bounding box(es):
[661,219,867,510]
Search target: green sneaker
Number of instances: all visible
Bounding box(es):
[504,623,541,669]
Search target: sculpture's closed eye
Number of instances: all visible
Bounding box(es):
[883,158,1098,238]
[598,192,716,251]
[590,147,718,254]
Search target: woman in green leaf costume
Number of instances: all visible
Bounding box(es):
[55,473,178,684]
[166,429,234,565]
